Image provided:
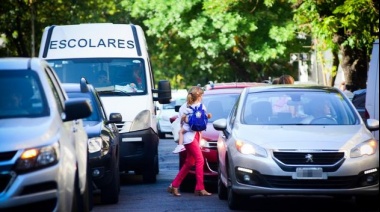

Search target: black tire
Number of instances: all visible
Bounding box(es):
[355,195,379,210]
[227,185,244,210]
[158,129,166,139]
[71,174,79,212]
[78,171,90,212]
[142,171,156,183]
[155,155,160,175]
[143,153,158,183]
[101,160,120,204]
[217,169,227,200]
[179,175,195,192]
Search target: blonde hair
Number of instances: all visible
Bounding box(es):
[187,86,204,105]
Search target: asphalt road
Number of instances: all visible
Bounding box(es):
[92,136,378,212]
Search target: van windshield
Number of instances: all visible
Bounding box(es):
[47,58,147,95]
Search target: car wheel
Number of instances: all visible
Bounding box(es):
[217,167,227,200]
[158,130,166,139]
[179,175,195,192]
[355,195,379,210]
[143,154,157,183]
[155,155,159,174]
[101,159,120,204]
[79,172,90,212]
[71,174,79,212]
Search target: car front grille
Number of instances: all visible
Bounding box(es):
[116,122,125,131]
[273,151,344,165]
[0,173,13,193]
[0,151,17,162]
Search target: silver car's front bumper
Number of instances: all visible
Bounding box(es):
[228,147,379,196]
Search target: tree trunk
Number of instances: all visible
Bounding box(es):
[339,45,368,92]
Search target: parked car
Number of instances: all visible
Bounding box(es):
[351,89,368,121]
[157,97,186,138]
[214,85,379,210]
[63,78,122,204]
[172,82,266,190]
[0,58,92,211]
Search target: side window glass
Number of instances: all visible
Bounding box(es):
[44,67,64,114]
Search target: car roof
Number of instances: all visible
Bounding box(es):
[245,84,339,93]
[0,57,45,71]
[204,88,247,95]
[205,82,267,90]
[62,79,95,94]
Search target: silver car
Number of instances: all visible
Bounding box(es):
[0,58,92,211]
[214,85,379,210]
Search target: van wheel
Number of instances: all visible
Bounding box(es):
[143,171,156,183]
[101,162,120,204]
[158,130,166,139]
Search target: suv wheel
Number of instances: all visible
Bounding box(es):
[101,159,120,204]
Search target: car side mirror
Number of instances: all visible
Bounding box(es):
[174,105,181,112]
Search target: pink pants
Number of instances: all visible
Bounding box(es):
[172,132,205,191]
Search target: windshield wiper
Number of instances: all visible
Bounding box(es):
[97,90,132,96]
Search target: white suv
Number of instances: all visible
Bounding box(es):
[0,58,92,211]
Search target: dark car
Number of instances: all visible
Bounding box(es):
[172,82,267,190]
[63,78,122,204]
[351,89,368,121]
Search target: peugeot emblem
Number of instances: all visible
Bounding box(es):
[305,154,314,163]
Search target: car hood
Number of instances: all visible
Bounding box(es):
[202,123,219,141]
[0,117,59,151]
[83,121,102,137]
[234,124,373,150]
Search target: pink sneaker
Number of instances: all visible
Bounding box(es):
[172,144,186,153]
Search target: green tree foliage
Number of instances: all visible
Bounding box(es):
[121,0,307,87]
[290,0,379,90]
[0,0,127,57]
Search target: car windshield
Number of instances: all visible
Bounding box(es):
[47,58,147,95]
[162,98,186,110]
[242,90,359,125]
[0,70,49,119]
[203,93,240,122]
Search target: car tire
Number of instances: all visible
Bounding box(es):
[217,167,227,200]
[80,173,90,212]
[158,129,166,139]
[179,175,195,192]
[355,195,378,210]
[71,174,79,212]
[101,158,120,204]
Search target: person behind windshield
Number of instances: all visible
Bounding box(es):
[2,89,29,115]
[130,63,144,90]
[97,70,111,86]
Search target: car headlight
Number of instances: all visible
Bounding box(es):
[15,142,60,173]
[235,140,267,158]
[350,139,378,158]
[88,137,102,153]
[130,110,151,131]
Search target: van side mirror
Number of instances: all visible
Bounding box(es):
[153,80,171,104]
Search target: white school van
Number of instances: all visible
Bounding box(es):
[39,23,171,183]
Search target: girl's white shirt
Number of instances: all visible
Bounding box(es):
[178,102,207,145]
